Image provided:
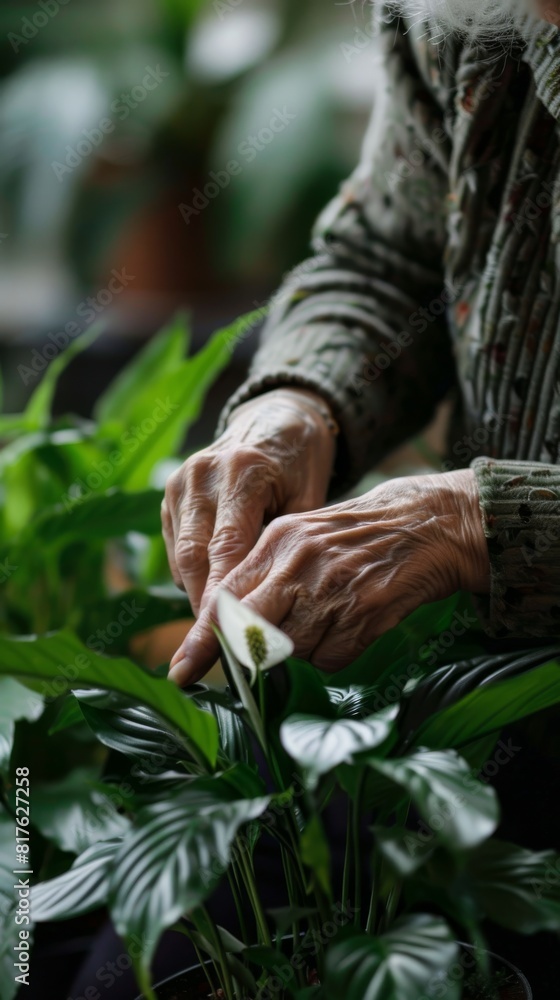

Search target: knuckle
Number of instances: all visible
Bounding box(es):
[207,524,245,562]
[175,536,208,570]
[265,513,293,542]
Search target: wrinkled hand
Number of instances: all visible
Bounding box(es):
[168,468,490,684]
[162,386,337,620]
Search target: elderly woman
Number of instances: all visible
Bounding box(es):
[162,0,560,685]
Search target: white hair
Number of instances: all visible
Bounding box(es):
[362,0,543,46]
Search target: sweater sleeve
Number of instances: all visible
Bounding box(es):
[215,10,457,495]
[471,457,560,638]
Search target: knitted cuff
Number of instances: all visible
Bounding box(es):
[471,457,560,638]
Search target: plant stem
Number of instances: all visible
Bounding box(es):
[257,665,266,737]
[352,772,365,928]
[341,795,353,909]
[382,878,402,932]
[203,907,236,1000]
[238,848,272,947]
[365,865,378,936]
[228,869,250,946]
[191,940,216,998]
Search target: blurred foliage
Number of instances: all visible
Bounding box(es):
[0,0,374,311]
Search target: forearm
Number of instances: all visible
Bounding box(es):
[216,7,456,496]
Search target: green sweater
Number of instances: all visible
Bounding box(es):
[217,11,560,641]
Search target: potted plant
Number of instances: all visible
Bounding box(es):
[9,588,559,999]
[2,325,560,999]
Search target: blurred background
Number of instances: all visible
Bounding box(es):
[0,0,380,445]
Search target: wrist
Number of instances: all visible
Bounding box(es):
[439,469,491,593]
[227,386,338,431]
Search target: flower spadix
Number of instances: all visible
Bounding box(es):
[216,588,294,685]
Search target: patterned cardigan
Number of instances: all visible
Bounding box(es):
[216,9,560,640]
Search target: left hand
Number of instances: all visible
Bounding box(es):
[168,469,490,684]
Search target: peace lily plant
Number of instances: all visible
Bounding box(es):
[2,323,560,999]
[22,589,560,1000]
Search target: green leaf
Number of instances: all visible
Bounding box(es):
[24,322,105,430]
[193,687,253,766]
[75,692,193,771]
[400,644,560,744]
[323,915,460,1000]
[48,694,85,735]
[244,943,294,984]
[31,487,164,546]
[280,707,398,786]
[31,838,122,921]
[187,921,257,994]
[102,312,242,491]
[301,814,332,897]
[267,905,318,939]
[109,776,272,973]
[0,679,44,777]
[372,826,437,877]
[28,769,130,854]
[367,749,499,850]
[94,315,189,427]
[0,414,35,439]
[335,594,469,688]
[413,657,560,751]
[326,685,388,720]
[0,630,218,768]
[464,839,560,933]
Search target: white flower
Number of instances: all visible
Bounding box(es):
[216,588,294,685]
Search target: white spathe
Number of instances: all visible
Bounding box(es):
[216,588,294,683]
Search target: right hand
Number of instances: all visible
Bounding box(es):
[161,386,338,618]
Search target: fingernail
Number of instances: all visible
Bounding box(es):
[170,647,186,670]
[168,658,192,686]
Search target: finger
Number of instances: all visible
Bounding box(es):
[161,498,183,591]
[168,558,269,687]
[199,466,273,612]
[173,496,216,615]
[167,605,221,687]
